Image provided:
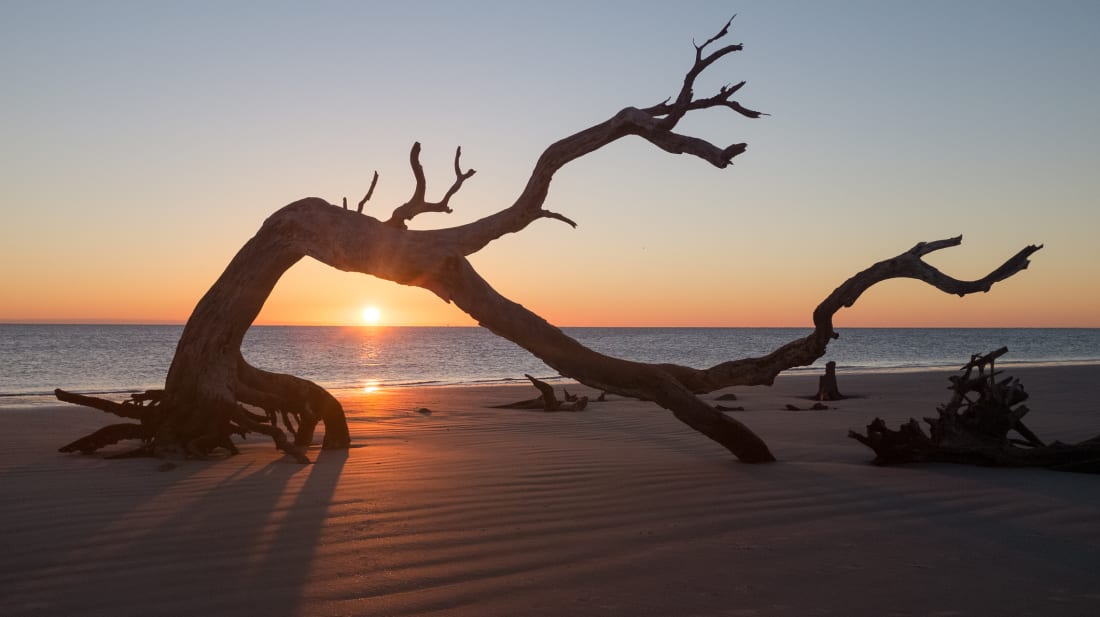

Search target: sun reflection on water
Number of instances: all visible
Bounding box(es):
[362,380,381,394]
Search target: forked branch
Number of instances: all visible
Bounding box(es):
[430,19,762,256]
[659,237,1043,393]
[654,15,763,128]
[387,143,476,228]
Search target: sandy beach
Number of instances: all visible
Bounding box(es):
[2,365,1098,616]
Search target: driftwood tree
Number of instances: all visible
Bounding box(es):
[849,349,1100,472]
[56,19,1041,464]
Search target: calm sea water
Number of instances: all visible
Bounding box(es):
[2,325,1098,407]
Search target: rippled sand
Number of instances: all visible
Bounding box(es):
[3,366,1099,616]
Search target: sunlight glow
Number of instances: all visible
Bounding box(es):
[362,379,380,394]
[362,306,382,325]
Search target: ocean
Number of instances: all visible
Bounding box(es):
[2,325,1098,407]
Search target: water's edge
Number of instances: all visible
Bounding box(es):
[3,325,1098,407]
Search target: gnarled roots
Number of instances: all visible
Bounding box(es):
[56,356,349,463]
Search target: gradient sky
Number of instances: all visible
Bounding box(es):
[2,1,1098,327]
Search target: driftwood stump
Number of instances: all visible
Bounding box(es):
[815,361,844,401]
[849,348,1100,473]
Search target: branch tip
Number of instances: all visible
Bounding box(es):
[696,15,735,54]
[358,171,380,213]
[542,210,578,228]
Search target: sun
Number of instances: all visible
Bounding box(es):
[361,305,382,325]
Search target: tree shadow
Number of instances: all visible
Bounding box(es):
[4,445,349,617]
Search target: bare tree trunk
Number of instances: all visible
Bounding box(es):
[53,18,1040,464]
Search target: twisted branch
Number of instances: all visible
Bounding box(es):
[659,238,1043,393]
[429,19,761,257]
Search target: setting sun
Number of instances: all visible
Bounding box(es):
[362,306,382,325]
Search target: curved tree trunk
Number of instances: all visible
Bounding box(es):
[54,18,1041,464]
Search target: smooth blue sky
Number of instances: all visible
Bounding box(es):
[2,1,1098,325]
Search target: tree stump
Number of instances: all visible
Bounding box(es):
[815,361,844,401]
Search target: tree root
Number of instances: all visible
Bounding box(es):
[849,349,1100,473]
[55,357,346,463]
[59,423,152,455]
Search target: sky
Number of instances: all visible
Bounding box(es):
[1,0,1098,327]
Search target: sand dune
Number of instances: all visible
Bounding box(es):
[2,366,1099,616]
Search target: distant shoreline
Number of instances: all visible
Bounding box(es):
[5,325,1099,408]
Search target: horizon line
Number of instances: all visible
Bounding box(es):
[1,321,1096,330]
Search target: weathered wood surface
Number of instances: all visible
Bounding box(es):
[849,349,1100,473]
[815,361,844,401]
[493,375,589,412]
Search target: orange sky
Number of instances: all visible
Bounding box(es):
[2,4,1098,328]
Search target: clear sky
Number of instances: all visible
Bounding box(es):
[2,1,1098,327]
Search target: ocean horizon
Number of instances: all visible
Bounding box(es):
[2,324,1098,407]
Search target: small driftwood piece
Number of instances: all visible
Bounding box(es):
[785,403,829,411]
[849,348,1100,473]
[815,361,845,401]
[494,375,589,412]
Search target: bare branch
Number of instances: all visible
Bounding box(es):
[428,21,760,255]
[387,143,476,229]
[431,105,754,256]
[357,171,379,213]
[663,15,745,129]
[409,142,426,204]
[695,15,735,56]
[658,238,1043,393]
[813,237,1042,320]
[642,81,765,120]
[436,147,476,211]
[541,209,578,228]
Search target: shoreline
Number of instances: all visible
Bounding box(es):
[5,359,1100,410]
